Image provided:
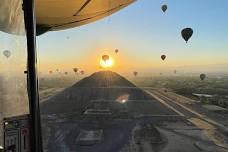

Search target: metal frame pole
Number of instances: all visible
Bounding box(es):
[23,0,43,151]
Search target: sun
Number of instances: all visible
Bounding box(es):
[100,56,114,68]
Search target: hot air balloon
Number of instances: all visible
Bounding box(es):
[73,68,78,73]
[133,71,138,76]
[181,28,193,43]
[49,71,53,74]
[161,55,166,61]
[64,72,68,75]
[174,70,177,74]
[80,70,84,75]
[115,49,119,54]
[56,69,59,72]
[200,74,206,81]
[161,5,168,13]
[0,1,136,35]
[102,55,109,62]
[3,50,11,58]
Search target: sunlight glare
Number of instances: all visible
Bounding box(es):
[100,57,114,68]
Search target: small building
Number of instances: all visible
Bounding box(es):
[81,100,130,122]
[83,109,111,115]
[192,93,214,98]
[76,130,103,146]
[83,108,111,120]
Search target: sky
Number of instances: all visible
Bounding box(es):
[35,0,228,76]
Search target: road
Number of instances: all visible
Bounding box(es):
[145,89,228,150]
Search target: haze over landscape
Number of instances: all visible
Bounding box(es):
[40,71,228,152]
[1,0,228,151]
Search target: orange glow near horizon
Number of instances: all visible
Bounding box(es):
[37,44,228,76]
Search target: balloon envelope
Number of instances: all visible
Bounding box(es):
[73,68,78,73]
[161,5,167,13]
[115,49,119,54]
[161,55,166,60]
[133,71,138,76]
[200,74,206,80]
[3,50,11,58]
[0,0,136,35]
[35,0,136,35]
[181,28,193,43]
[102,55,109,62]
[80,70,84,75]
